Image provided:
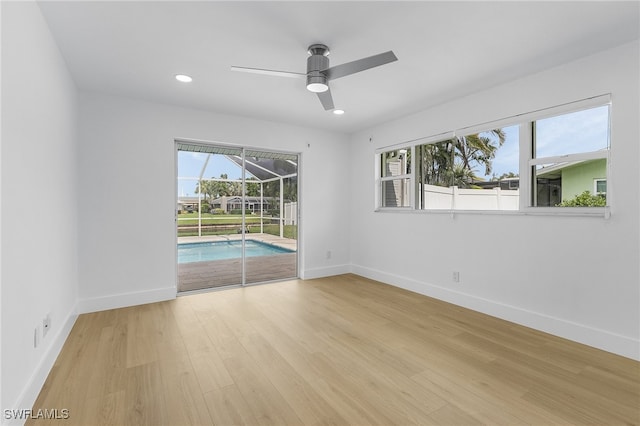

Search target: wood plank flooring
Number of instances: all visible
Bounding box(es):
[30,274,640,425]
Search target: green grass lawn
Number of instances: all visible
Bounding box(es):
[176,213,297,239]
[262,224,297,240]
[177,223,297,239]
[176,213,264,226]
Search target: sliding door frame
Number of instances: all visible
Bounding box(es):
[174,138,301,293]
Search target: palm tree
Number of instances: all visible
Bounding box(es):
[245,178,260,197]
[418,129,506,188]
[419,140,456,187]
[194,179,214,201]
[456,129,506,177]
[447,163,477,188]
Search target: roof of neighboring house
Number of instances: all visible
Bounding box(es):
[535,158,604,179]
[177,196,203,204]
[211,196,279,204]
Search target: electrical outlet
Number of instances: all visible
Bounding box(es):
[452,271,460,283]
[43,313,51,338]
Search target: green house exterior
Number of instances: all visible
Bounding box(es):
[536,158,607,206]
[560,159,607,200]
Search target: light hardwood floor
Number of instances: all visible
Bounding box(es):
[31,274,639,425]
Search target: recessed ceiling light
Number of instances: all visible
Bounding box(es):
[175,74,193,83]
[333,109,345,115]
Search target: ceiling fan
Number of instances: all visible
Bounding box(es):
[231,44,398,111]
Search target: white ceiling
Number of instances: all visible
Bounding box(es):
[38,1,639,134]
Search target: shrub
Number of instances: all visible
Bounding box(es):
[556,191,606,207]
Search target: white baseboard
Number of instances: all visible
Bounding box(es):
[77,286,176,314]
[350,264,639,361]
[301,264,351,280]
[5,304,78,426]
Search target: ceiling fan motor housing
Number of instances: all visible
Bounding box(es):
[306,44,330,90]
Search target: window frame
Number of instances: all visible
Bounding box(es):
[377,146,414,209]
[594,178,607,196]
[375,94,611,217]
[524,98,610,213]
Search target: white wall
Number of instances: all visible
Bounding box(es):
[77,93,350,312]
[348,41,640,360]
[1,1,79,420]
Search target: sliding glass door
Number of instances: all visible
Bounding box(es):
[242,149,298,284]
[176,142,298,292]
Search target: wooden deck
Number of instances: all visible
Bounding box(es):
[178,234,297,292]
[178,253,297,291]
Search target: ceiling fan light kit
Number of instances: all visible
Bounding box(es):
[232,43,397,111]
[306,44,330,93]
[306,80,329,93]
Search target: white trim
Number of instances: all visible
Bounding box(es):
[375,206,418,213]
[349,265,639,361]
[520,122,532,209]
[374,154,381,210]
[296,153,303,280]
[410,145,417,209]
[520,206,609,217]
[379,174,411,182]
[301,264,351,280]
[176,137,297,160]
[529,150,608,166]
[241,149,247,285]
[5,304,78,426]
[375,131,455,154]
[77,286,176,314]
[375,205,609,218]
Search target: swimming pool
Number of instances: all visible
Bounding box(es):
[178,240,294,263]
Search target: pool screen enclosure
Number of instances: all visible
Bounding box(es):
[176,141,299,291]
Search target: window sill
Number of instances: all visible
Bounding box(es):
[374,206,610,218]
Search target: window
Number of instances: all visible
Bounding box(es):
[530,104,609,208]
[379,147,411,207]
[416,139,454,209]
[376,95,610,214]
[415,127,520,211]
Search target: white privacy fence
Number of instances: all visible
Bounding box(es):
[284,202,297,225]
[424,184,519,210]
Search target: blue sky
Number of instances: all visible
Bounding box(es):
[535,105,609,158]
[479,125,519,180]
[178,152,249,197]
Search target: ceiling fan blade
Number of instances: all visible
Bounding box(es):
[324,51,398,81]
[230,66,306,79]
[316,88,334,111]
